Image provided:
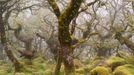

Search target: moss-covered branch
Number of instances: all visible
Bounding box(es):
[59,0,83,26]
[115,32,134,51]
[58,0,83,46]
[47,0,61,17]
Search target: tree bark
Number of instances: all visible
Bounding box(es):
[58,17,75,74]
[47,0,82,75]
[54,49,62,75]
[0,13,22,72]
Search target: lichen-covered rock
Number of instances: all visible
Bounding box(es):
[90,66,110,75]
[114,64,134,75]
[106,57,126,71]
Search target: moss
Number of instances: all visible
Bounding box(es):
[6,65,13,73]
[114,64,134,75]
[73,59,85,69]
[37,64,45,70]
[14,73,26,75]
[93,56,105,60]
[90,66,110,75]
[32,70,45,75]
[0,70,6,75]
[75,68,85,74]
[60,65,65,75]
[0,60,7,65]
[125,56,134,65]
[84,59,91,65]
[75,73,83,75]
[0,57,49,75]
[16,57,47,74]
[44,69,53,75]
[84,65,92,73]
[90,57,106,66]
[106,57,126,71]
[32,57,45,63]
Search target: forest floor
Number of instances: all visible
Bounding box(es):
[0,55,134,75]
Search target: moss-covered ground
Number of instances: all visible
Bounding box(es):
[0,56,134,75]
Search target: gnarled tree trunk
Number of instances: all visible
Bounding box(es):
[47,0,82,75]
[0,13,22,72]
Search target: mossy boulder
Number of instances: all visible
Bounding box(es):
[114,64,134,75]
[106,57,126,71]
[90,66,110,75]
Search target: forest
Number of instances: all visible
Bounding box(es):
[0,0,134,75]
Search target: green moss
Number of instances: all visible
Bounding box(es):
[44,69,53,75]
[0,57,49,75]
[32,57,45,63]
[75,73,83,75]
[6,65,13,73]
[106,57,126,71]
[60,65,65,75]
[0,70,6,75]
[90,56,106,66]
[74,59,85,69]
[14,73,26,75]
[84,65,92,73]
[32,70,45,75]
[125,56,134,65]
[38,64,45,70]
[114,64,134,75]
[90,66,110,75]
[75,68,84,74]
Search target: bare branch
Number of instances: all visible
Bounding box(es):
[4,0,20,12]
[87,0,99,6]
[72,32,98,48]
